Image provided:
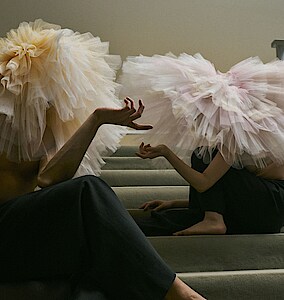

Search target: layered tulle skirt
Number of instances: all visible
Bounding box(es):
[119,53,284,168]
[0,19,127,175]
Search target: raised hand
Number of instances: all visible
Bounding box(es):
[136,142,168,159]
[95,97,153,130]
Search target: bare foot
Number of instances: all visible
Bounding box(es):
[173,212,227,236]
[165,276,206,300]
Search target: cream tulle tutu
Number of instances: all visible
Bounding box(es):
[0,19,127,175]
[119,53,284,168]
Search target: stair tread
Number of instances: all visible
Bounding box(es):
[107,138,284,300]
[179,270,284,300]
[148,234,284,272]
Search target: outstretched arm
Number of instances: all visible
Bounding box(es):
[37,98,152,188]
[137,143,231,193]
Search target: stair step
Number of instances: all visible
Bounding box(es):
[179,269,284,300]
[111,145,138,157]
[148,234,284,273]
[102,156,173,170]
[108,138,284,300]
[114,186,189,208]
[101,170,188,186]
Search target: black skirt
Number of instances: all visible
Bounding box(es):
[0,175,175,300]
[134,153,284,236]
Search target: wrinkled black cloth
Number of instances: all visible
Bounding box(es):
[134,152,284,236]
[0,175,175,300]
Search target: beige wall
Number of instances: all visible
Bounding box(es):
[1,0,284,71]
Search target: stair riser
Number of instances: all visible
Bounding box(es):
[101,170,188,186]
[114,186,189,208]
[103,157,173,170]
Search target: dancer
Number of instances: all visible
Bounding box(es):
[120,53,284,236]
[0,20,205,300]
[0,19,127,174]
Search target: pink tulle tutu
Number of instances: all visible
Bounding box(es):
[119,53,284,168]
[0,19,127,175]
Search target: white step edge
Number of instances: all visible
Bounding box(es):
[178,269,284,278]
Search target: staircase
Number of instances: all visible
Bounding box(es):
[100,134,284,300]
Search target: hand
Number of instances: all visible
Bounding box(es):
[139,200,176,211]
[95,97,153,130]
[136,142,168,159]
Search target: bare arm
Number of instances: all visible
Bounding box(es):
[37,98,152,188]
[137,143,231,193]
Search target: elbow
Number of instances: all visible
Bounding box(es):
[37,174,54,188]
[37,172,74,188]
[37,171,60,188]
[195,186,208,193]
[193,181,213,193]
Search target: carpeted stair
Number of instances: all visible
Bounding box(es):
[100,136,284,300]
[1,136,283,300]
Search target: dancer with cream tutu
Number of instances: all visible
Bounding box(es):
[120,52,284,235]
[0,19,129,174]
[0,20,206,300]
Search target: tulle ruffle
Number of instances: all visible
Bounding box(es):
[0,19,127,175]
[119,53,284,168]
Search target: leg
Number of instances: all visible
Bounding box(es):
[173,211,226,235]
[70,176,175,299]
[221,170,284,234]
[173,151,227,235]
[0,175,205,299]
[134,208,204,236]
[188,152,284,234]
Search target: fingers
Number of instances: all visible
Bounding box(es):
[125,97,134,109]
[152,204,164,212]
[139,200,161,211]
[126,98,144,120]
[130,122,153,130]
[136,142,157,159]
[140,142,151,149]
[124,98,135,114]
[129,102,143,121]
[136,142,151,158]
[140,203,151,211]
[139,201,151,211]
[136,99,144,116]
[139,202,148,210]
[123,97,153,130]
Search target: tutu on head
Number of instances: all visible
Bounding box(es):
[119,53,284,168]
[0,19,127,175]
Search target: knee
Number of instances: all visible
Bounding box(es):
[74,175,99,182]
[65,175,106,197]
[73,175,106,187]
[73,175,124,213]
[73,175,117,202]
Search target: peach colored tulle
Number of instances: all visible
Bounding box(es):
[0,19,127,175]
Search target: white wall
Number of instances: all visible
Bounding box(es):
[1,0,284,71]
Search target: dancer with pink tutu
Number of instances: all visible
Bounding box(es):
[120,52,284,236]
